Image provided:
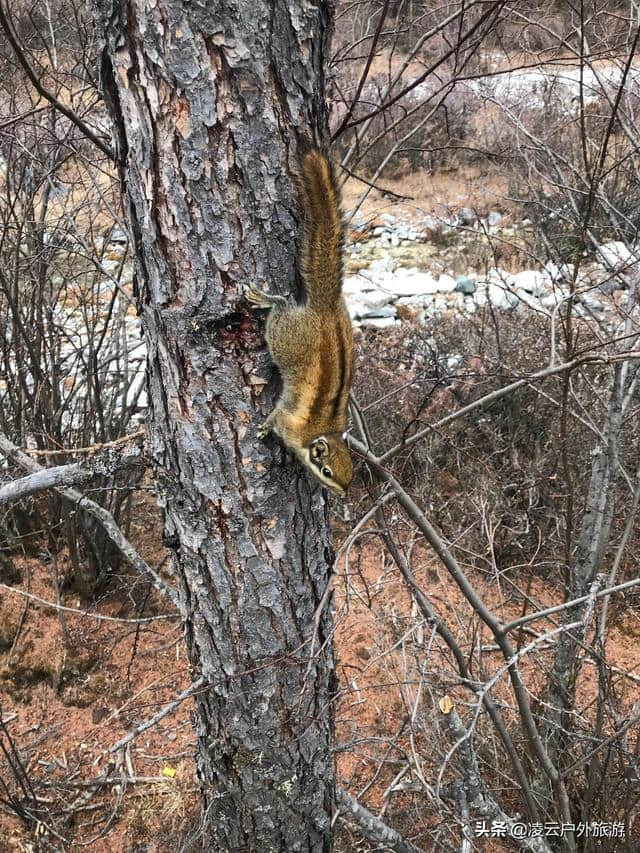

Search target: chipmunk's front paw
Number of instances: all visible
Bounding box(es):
[245,286,273,309]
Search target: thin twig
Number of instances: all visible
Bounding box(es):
[109,677,206,753]
[0,583,178,624]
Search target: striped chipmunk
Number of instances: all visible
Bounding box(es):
[245,145,353,496]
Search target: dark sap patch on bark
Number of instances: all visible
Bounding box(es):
[187,311,253,347]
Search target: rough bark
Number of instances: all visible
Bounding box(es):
[96,1,337,850]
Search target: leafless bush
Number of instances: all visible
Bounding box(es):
[0,25,143,589]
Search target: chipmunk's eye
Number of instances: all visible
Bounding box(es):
[322,466,333,479]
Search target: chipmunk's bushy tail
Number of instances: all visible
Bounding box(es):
[297,146,344,313]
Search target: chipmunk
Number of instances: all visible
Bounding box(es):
[245,146,353,496]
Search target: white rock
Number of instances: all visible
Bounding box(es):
[543,260,574,282]
[475,288,488,307]
[515,289,544,311]
[577,293,604,312]
[488,282,519,310]
[383,270,441,297]
[597,241,636,272]
[437,274,457,292]
[431,295,451,315]
[359,288,395,309]
[396,225,418,241]
[486,267,516,287]
[346,299,371,320]
[346,291,396,318]
[96,259,120,275]
[513,270,547,296]
[343,274,377,296]
[360,316,397,329]
[540,288,571,309]
[369,255,396,276]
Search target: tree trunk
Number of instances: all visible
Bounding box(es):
[97,1,337,849]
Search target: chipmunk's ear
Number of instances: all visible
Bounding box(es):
[310,437,329,461]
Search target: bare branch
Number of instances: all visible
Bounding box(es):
[0,433,178,608]
[0,583,177,624]
[0,463,92,503]
[109,677,206,753]
[336,787,424,853]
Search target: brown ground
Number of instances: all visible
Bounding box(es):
[342,164,512,232]
[1,488,639,851]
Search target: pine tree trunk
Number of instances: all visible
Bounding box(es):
[96,2,337,848]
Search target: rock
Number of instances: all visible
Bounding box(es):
[360,305,396,319]
[437,274,457,292]
[513,270,547,296]
[576,293,604,312]
[109,226,128,244]
[597,241,636,272]
[396,224,419,241]
[481,270,518,309]
[455,275,476,294]
[540,288,570,309]
[346,288,395,318]
[346,299,370,320]
[458,207,476,226]
[487,211,502,227]
[487,267,515,286]
[381,213,397,226]
[431,295,451,315]
[100,259,122,275]
[343,274,376,296]
[397,294,435,308]
[369,256,396,276]
[488,282,519,309]
[421,215,442,235]
[543,260,574,282]
[358,287,395,309]
[390,232,400,247]
[514,289,543,311]
[360,316,397,329]
[383,270,441,297]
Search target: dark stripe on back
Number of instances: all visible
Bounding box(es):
[331,326,345,420]
[308,329,340,424]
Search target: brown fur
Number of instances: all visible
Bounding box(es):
[245,148,353,495]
